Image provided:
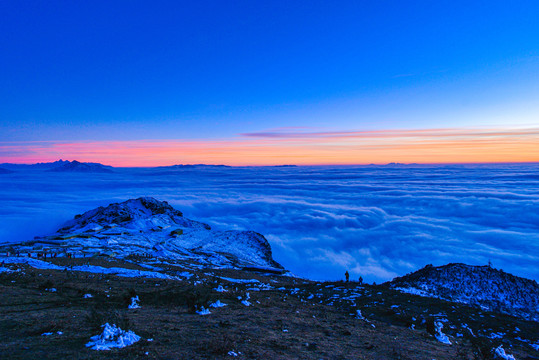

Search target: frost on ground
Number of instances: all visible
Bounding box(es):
[220,277,260,284]
[493,345,516,360]
[394,286,430,297]
[42,331,62,336]
[128,295,141,309]
[86,323,141,350]
[434,321,452,345]
[2,257,181,280]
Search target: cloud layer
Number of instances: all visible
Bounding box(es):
[1,164,538,283]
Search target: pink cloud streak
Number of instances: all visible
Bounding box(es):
[1,127,538,166]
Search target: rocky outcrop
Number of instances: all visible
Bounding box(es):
[387,263,539,321]
[60,197,186,231]
[31,197,283,270]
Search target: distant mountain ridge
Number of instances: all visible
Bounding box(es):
[47,160,113,173]
[0,159,113,172]
[387,263,539,321]
[0,159,70,170]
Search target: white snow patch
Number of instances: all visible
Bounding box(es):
[241,293,251,306]
[214,285,227,292]
[210,300,227,308]
[177,271,193,278]
[86,323,141,350]
[493,345,516,360]
[462,323,475,337]
[196,307,211,315]
[219,277,260,284]
[2,257,180,280]
[434,321,452,345]
[395,286,430,297]
[83,293,93,298]
[128,295,141,309]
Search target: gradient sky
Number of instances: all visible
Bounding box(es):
[1,1,539,165]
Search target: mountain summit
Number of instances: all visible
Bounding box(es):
[48,160,113,173]
[387,263,539,321]
[31,197,283,271]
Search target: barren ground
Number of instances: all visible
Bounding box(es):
[0,257,537,359]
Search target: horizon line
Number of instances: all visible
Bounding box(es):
[2,159,539,168]
[2,126,538,166]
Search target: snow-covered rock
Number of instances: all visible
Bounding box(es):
[388,263,539,321]
[434,321,452,345]
[493,345,516,360]
[17,197,284,271]
[196,306,211,315]
[214,285,227,292]
[128,295,140,309]
[86,323,141,350]
[210,300,227,308]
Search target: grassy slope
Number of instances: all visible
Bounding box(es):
[0,258,537,360]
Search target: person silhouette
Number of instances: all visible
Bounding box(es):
[345,270,350,283]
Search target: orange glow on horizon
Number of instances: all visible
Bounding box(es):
[1,127,539,167]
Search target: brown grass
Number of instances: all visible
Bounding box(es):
[0,260,537,359]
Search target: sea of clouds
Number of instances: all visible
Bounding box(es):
[1,164,538,283]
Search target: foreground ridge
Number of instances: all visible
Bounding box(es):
[387,263,539,322]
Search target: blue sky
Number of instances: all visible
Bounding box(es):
[1,1,538,164]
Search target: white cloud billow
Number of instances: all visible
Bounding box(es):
[1,164,538,283]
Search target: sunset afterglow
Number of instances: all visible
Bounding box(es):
[2,127,538,166]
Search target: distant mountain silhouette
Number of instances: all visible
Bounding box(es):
[157,164,230,169]
[47,160,113,173]
[0,160,70,170]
